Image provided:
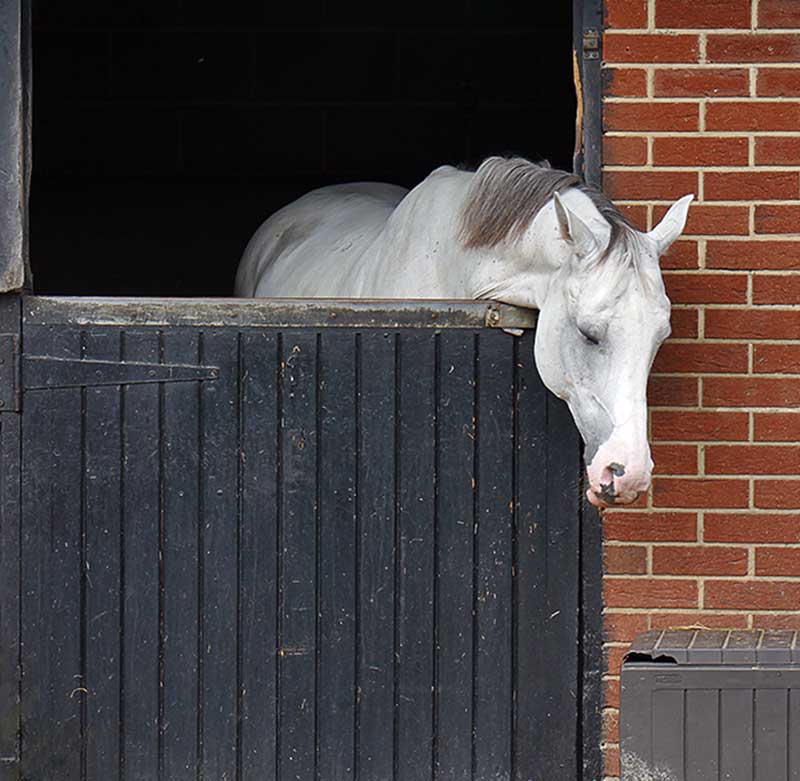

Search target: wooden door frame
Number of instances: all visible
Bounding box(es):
[573,0,605,777]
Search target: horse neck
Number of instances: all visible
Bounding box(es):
[462,199,574,309]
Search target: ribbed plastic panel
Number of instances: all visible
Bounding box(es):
[621,630,800,781]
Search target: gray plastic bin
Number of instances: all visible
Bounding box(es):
[620,629,800,780]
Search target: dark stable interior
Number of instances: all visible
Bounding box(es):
[30,2,576,297]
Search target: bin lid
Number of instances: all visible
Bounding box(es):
[624,628,800,665]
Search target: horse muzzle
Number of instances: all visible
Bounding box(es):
[586,459,651,508]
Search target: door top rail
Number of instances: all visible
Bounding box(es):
[22,296,538,330]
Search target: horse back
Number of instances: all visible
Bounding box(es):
[235,183,408,297]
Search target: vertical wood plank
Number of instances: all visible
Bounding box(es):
[0,409,20,765]
[0,295,20,767]
[199,329,239,779]
[356,332,396,781]
[514,331,581,779]
[121,330,160,780]
[317,331,357,780]
[434,331,475,781]
[20,326,82,779]
[473,331,514,780]
[278,331,318,780]
[161,328,201,780]
[239,330,279,780]
[512,331,549,778]
[83,329,122,780]
[395,332,436,780]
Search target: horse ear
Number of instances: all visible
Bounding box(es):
[648,194,694,257]
[553,191,597,257]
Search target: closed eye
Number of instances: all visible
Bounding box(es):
[579,327,600,345]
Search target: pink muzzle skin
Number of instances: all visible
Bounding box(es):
[585,438,654,509]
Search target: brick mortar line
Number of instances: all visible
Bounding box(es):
[610,504,800,511]
[650,406,800,413]
[603,607,800,614]
[605,574,800,581]
[668,302,799,308]
[605,63,800,69]
[605,164,800,171]
[615,199,800,208]
[656,334,800,341]
[606,61,800,68]
[653,472,800,478]
[671,233,800,239]
[660,310,800,316]
[748,547,757,575]
[605,540,800,548]
[605,130,800,137]
[680,230,800,236]
[605,28,800,35]
[650,364,800,371]
[660,270,773,275]
[605,96,800,102]
[665,326,800,333]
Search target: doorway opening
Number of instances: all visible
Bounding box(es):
[30,2,576,296]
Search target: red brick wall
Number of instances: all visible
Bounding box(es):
[601,1,800,777]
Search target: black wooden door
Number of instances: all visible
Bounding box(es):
[4,296,586,780]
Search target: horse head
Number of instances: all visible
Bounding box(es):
[463,158,692,508]
[534,191,692,508]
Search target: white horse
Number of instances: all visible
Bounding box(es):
[236,157,692,508]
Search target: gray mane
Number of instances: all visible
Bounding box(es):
[459,156,636,255]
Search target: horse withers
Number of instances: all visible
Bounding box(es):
[235,157,692,508]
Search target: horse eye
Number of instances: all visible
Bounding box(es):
[579,327,600,345]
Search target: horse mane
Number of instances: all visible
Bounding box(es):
[458,156,636,256]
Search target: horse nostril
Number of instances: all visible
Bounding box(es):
[598,481,617,502]
[595,462,627,504]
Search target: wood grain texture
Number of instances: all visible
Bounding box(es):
[13,318,586,780]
